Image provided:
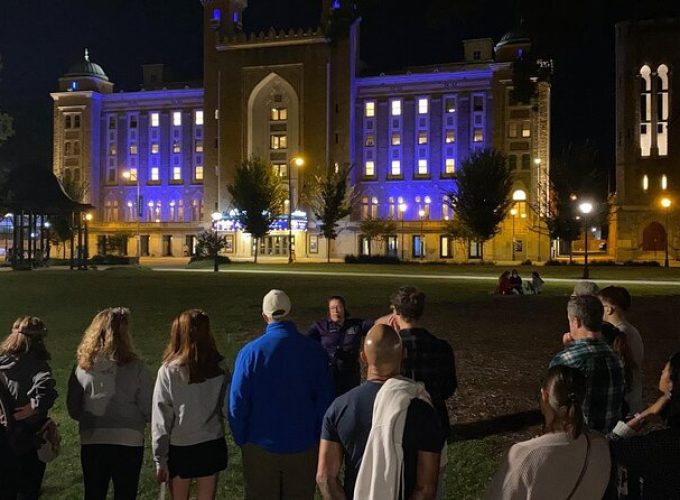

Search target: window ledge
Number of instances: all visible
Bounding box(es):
[386,175,404,181]
[413,175,432,180]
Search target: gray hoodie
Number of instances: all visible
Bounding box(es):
[67,357,152,446]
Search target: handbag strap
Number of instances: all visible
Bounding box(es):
[566,432,591,500]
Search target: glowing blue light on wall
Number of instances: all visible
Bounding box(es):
[70,81,78,91]
[233,11,239,23]
[212,8,221,22]
[332,0,341,9]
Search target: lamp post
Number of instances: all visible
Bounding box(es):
[122,170,141,259]
[579,202,593,279]
[288,156,304,264]
[510,208,517,261]
[399,202,407,260]
[418,208,425,259]
[661,197,672,268]
[84,213,92,267]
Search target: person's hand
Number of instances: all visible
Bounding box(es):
[13,404,36,421]
[647,394,671,417]
[562,332,573,346]
[156,467,169,483]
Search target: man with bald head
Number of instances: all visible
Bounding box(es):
[317,324,444,500]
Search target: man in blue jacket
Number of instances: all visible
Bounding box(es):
[229,289,334,500]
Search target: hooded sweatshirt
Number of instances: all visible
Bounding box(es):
[0,351,57,422]
[67,357,152,447]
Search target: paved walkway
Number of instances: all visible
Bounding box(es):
[151,267,680,287]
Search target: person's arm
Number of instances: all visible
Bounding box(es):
[25,361,57,417]
[317,439,347,500]
[409,450,441,500]
[613,393,670,434]
[440,342,457,400]
[314,347,336,433]
[151,366,174,478]
[305,321,323,341]
[66,366,84,421]
[228,349,253,447]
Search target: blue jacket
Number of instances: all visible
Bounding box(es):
[229,320,334,453]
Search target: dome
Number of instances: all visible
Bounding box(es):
[65,49,109,81]
[496,25,531,47]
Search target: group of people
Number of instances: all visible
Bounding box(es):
[0,279,677,500]
[496,269,544,295]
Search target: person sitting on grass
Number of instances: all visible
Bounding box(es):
[608,352,680,499]
[67,307,153,500]
[152,310,230,500]
[509,269,523,295]
[485,365,611,499]
[531,271,545,294]
[495,271,514,295]
[317,324,444,500]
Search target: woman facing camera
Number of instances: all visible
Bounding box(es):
[152,309,230,500]
[67,307,152,500]
[609,352,680,498]
[485,365,611,499]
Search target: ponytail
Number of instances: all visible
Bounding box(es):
[542,365,587,439]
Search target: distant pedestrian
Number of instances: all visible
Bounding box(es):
[485,365,611,499]
[306,296,373,396]
[230,289,334,500]
[152,310,230,500]
[67,307,152,500]
[0,316,58,500]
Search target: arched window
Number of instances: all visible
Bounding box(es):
[512,189,527,201]
[640,65,652,157]
[657,64,669,156]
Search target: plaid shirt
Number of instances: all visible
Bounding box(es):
[399,328,457,432]
[550,338,624,433]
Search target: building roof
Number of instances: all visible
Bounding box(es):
[65,49,109,81]
[496,25,531,47]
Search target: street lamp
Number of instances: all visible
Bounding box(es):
[510,208,517,261]
[84,213,93,268]
[288,156,304,264]
[661,197,672,268]
[122,170,141,259]
[399,202,407,261]
[418,208,425,259]
[579,202,594,279]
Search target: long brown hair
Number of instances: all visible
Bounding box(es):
[77,307,138,371]
[0,316,50,361]
[162,309,224,384]
[542,365,587,439]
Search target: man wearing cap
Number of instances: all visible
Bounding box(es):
[229,289,334,500]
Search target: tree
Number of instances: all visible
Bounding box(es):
[444,149,513,260]
[227,158,286,263]
[359,217,395,257]
[195,230,227,272]
[305,163,355,262]
[0,54,14,148]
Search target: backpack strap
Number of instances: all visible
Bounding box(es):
[566,432,591,500]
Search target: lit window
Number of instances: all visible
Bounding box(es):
[508,123,518,138]
[151,143,159,154]
[445,98,456,113]
[364,135,375,147]
[151,113,160,127]
[173,111,182,127]
[662,174,668,190]
[195,166,204,181]
[521,154,531,170]
[371,197,379,218]
[128,168,138,182]
[195,140,204,153]
[391,132,401,146]
[173,167,182,181]
[445,158,455,174]
[391,99,402,116]
[271,108,288,121]
[473,129,483,142]
[521,122,531,138]
[108,144,116,156]
[640,65,652,157]
[445,130,455,143]
[195,110,204,125]
[418,131,428,145]
[418,159,428,175]
[657,64,669,157]
[270,134,287,150]
[129,144,138,155]
[365,101,375,118]
[172,141,181,153]
[418,98,428,114]
[512,189,527,201]
[365,161,375,177]
[642,174,649,192]
[391,160,401,176]
[150,167,160,181]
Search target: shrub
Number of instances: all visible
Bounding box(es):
[591,260,617,267]
[622,260,661,267]
[344,254,401,265]
[89,255,136,265]
[521,259,533,266]
[544,259,564,266]
[189,255,231,265]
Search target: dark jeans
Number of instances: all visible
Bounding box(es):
[81,444,144,500]
[0,449,46,500]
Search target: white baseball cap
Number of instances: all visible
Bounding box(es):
[262,289,291,320]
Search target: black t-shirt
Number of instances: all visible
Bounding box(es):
[321,381,444,499]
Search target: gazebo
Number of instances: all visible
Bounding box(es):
[0,166,93,270]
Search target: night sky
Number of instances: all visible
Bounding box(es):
[1,0,679,188]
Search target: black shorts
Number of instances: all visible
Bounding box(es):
[168,438,228,479]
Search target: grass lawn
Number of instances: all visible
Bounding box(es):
[1,267,678,499]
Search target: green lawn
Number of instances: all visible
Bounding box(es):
[1,268,678,499]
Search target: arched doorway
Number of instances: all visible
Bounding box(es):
[642,221,666,251]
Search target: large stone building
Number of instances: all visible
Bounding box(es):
[52,1,551,262]
[610,18,679,263]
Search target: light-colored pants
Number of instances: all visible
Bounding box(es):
[242,443,318,500]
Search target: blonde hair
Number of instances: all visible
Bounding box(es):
[0,316,50,360]
[77,307,138,371]
[162,309,224,384]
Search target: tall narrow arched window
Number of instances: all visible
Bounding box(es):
[657,64,669,156]
[640,65,652,157]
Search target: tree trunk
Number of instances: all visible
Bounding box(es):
[213,253,219,272]
[569,241,573,265]
[254,237,259,264]
[327,237,331,263]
